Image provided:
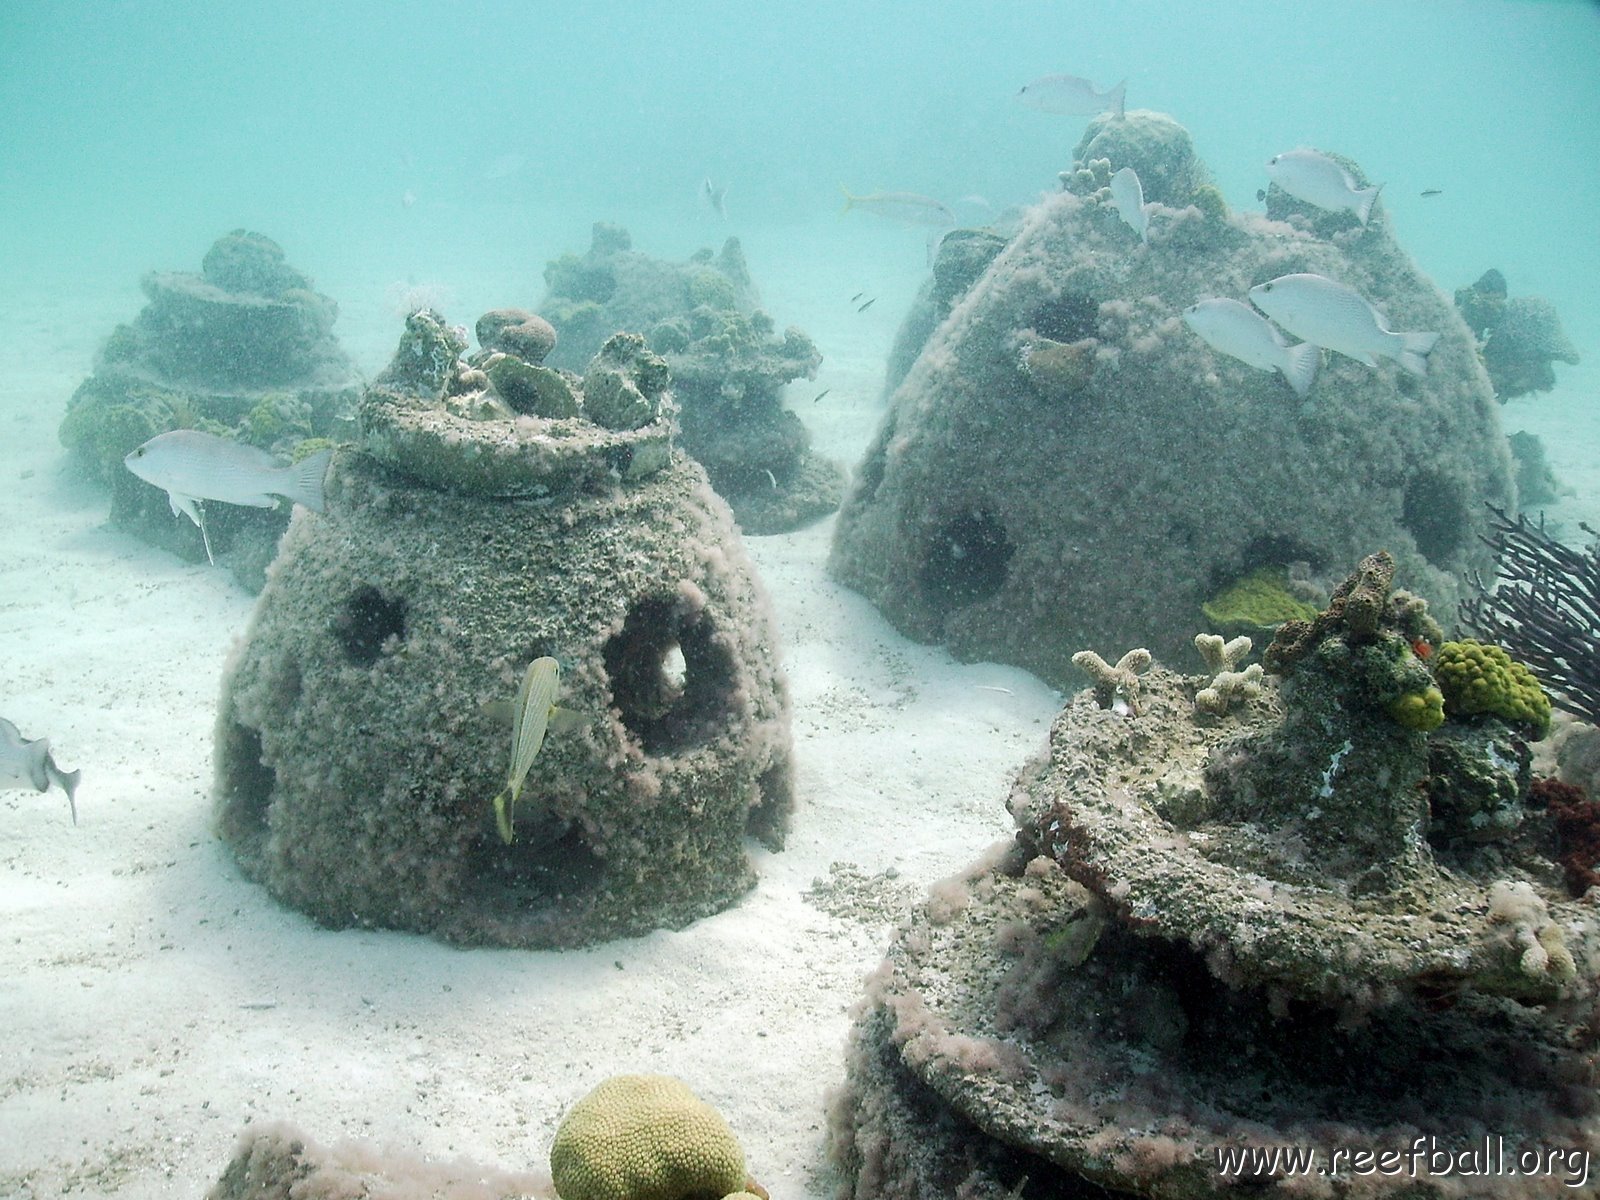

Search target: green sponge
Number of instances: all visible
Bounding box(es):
[1434,639,1551,738]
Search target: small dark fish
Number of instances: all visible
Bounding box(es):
[1256,188,1267,202]
[857,298,877,312]
[850,292,864,303]
[1421,189,1443,198]
[811,389,831,404]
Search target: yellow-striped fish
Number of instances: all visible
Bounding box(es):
[490,657,564,844]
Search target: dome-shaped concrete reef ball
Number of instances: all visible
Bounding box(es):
[830,112,1514,688]
[213,309,794,948]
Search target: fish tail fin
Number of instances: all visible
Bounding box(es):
[1356,183,1382,226]
[52,767,81,824]
[492,789,516,844]
[1396,330,1440,378]
[196,504,215,565]
[1281,342,1321,398]
[286,447,335,513]
[840,185,856,215]
[1108,79,1127,120]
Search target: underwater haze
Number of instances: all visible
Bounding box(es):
[3,1,1600,1197]
[4,1,1600,356]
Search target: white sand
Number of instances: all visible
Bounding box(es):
[0,228,1060,1198]
[3,219,1595,1198]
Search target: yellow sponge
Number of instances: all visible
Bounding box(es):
[550,1074,753,1200]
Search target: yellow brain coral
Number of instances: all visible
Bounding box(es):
[550,1074,753,1200]
[1434,639,1551,738]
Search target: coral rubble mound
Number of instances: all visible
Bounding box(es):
[830,555,1599,1198]
[539,222,841,532]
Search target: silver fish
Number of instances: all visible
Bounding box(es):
[1248,273,1439,377]
[489,657,573,845]
[1015,74,1126,119]
[1183,298,1320,398]
[1,718,80,824]
[840,188,956,228]
[1265,149,1381,226]
[1109,166,1148,243]
[701,177,728,220]
[124,431,333,564]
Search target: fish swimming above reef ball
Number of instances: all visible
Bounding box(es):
[124,431,334,564]
[1,717,80,824]
[1265,148,1382,226]
[1015,73,1126,119]
[1249,273,1439,377]
[488,657,583,845]
[701,177,728,220]
[1183,298,1320,398]
[1109,166,1148,244]
[840,188,956,228]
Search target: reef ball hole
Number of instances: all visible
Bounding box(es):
[919,509,1014,614]
[334,585,408,666]
[1027,292,1099,343]
[466,822,605,911]
[215,719,276,842]
[603,595,738,754]
[1400,472,1469,567]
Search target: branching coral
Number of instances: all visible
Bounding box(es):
[1192,633,1262,715]
[1462,504,1600,725]
[1071,648,1151,715]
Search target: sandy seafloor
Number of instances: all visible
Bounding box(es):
[1,214,1596,1198]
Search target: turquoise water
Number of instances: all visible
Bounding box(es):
[4,1,1597,354]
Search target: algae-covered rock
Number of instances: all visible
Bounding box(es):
[1455,268,1579,399]
[831,113,1511,685]
[583,332,670,431]
[60,230,361,588]
[206,1122,547,1199]
[214,311,792,948]
[540,224,840,532]
[540,223,759,371]
[476,307,557,363]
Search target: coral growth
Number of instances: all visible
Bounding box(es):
[1201,566,1320,636]
[549,1075,763,1200]
[1069,647,1150,715]
[831,556,1600,1199]
[1455,268,1579,398]
[1434,638,1552,737]
[1193,633,1263,717]
[539,224,839,533]
[1463,505,1600,726]
[1534,777,1600,897]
